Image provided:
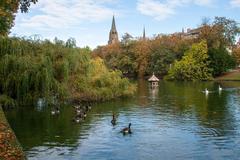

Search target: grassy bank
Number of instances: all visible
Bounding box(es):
[215,69,240,81]
[0,105,26,160]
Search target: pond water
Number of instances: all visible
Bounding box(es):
[5,80,240,160]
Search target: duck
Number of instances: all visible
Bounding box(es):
[219,85,222,91]
[73,105,81,110]
[111,114,117,125]
[85,105,92,112]
[82,111,87,119]
[121,123,132,135]
[76,109,81,114]
[55,107,60,114]
[72,116,82,123]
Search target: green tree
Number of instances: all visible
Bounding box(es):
[0,0,37,36]
[121,33,133,45]
[66,37,77,48]
[147,47,175,76]
[167,41,212,81]
[0,36,135,107]
[208,47,236,76]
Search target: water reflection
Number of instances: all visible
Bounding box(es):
[5,81,240,160]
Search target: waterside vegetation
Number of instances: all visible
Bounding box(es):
[0,36,136,108]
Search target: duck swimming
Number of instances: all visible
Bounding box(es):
[72,115,82,123]
[111,114,117,125]
[56,107,60,114]
[121,123,132,135]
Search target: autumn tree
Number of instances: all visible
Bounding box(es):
[167,41,212,81]
[131,40,151,78]
[233,47,240,65]
[198,17,239,76]
[147,47,175,76]
[199,17,240,49]
[0,0,37,36]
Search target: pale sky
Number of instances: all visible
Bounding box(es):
[11,0,240,49]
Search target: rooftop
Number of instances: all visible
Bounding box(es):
[148,73,159,82]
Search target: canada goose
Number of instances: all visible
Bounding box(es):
[82,111,87,119]
[55,107,60,114]
[76,109,81,114]
[111,114,116,125]
[73,105,81,110]
[85,105,92,112]
[72,116,82,123]
[121,123,132,134]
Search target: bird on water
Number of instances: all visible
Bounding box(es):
[111,114,117,125]
[121,123,132,135]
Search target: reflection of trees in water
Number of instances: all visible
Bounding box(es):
[5,98,135,151]
[5,81,240,154]
[156,81,239,137]
[5,106,84,150]
[136,79,150,106]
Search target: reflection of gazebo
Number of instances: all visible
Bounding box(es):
[148,73,159,87]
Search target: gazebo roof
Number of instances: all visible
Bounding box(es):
[148,73,159,82]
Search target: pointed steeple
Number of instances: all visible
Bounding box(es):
[143,26,146,40]
[111,16,117,32]
[108,15,119,45]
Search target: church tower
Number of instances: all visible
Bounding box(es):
[108,16,119,45]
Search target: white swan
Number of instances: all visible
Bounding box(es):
[204,88,209,94]
[51,110,56,115]
[219,85,222,91]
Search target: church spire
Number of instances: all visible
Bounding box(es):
[108,15,119,45]
[111,16,117,31]
[143,26,146,40]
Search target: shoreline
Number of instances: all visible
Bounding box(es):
[214,69,240,81]
[0,105,26,160]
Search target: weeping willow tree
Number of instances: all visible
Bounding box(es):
[0,37,135,107]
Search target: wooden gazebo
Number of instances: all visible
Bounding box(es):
[148,73,159,87]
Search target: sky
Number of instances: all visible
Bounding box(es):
[11,0,240,49]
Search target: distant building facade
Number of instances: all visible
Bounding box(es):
[108,16,119,45]
[173,28,201,39]
[184,28,201,39]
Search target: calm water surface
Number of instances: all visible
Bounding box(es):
[5,81,240,160]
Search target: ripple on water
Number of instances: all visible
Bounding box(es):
[5,81,240,160]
